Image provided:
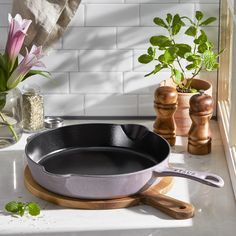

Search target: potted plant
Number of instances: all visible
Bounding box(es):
[0,14,50,148]
[138,11,221,136]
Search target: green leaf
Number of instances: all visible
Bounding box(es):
[5,201,19,213]
[27,202,40,216]
[171,68,184,85]
[144,71,155,77]
[195,11,203,21]
[22,70,51,81]
[150,35,172,47]
[198,43,208,53]
[202,50,218,71]
[166,13,172,24]
[184,52,193,59]
[144,64,167,77]
[200,17,217,26]
[185,26,197,37]
[138,54,153,64]
[0,54,6,69]
[172,24,182,36]
[153,17,168,28]
[0,68,7,92]
[158,54,165,63]
[11,57,18,73]
[172,14,183,35]
[163,47,177,64]
[205,41,214,50]
[18,204,25,217]
[194,30,207,45]
[191,88,198,93]
[172,14,181,27]
[147,47,155,56]
[153,64,162,74]
[185,54,202,65]
[175,44,191,58]
[199,30,207,43]
[144,70,154,77]
[186,63,197,70]
[213,62,219,69]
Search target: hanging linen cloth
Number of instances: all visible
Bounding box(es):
[12,0,81,51]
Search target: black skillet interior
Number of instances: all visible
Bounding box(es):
[26,124,170,175]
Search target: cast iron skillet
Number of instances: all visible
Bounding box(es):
[25,123,224,199]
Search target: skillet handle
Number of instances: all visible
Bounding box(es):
[154,167,224,188]
[140,190,194,219]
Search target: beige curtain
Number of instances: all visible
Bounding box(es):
[12,0,81,51]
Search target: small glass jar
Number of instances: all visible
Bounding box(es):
[22,85,44,132]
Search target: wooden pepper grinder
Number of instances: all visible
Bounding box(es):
[153,86,178,146]
[188,90,213,155]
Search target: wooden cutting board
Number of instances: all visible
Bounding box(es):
[24,166,194,219]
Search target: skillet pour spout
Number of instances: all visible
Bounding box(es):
[25,123,224,199]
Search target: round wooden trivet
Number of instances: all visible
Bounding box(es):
[24,166,194,219]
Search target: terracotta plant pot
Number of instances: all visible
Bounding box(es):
[174,79,212,136]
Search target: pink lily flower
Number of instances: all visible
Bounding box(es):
[7,45,45,89]
[5,14,32,71]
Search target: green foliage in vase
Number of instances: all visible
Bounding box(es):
[138,11,222,93]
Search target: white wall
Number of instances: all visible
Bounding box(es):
[0,0,220,117]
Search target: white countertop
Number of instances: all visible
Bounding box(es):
[0,120,235,236]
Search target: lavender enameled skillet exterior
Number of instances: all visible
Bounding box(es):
[25,124,224,199]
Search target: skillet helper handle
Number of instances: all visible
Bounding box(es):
[140,190,194,219]
[154,167,224,188]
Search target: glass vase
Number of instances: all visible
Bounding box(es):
[0,88,23,148]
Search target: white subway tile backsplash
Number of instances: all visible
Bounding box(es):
[126,0,178,3]
[51,38,63,50]
[0,27,7,50]
[138,95,155,116]
[83,0,124,3]
[0,1,13,3]
[44,94,84,116]
[85,94,138,116]
[180,0,219,3]
[42,50,78,72]
[63,27,116,49]
[196,4,219,26]
[0,0,219,117]
[0,4,11,26]
[70,72,123,93]
[124,72,167,94]
[140,4,194,26]
[117,27,160,49]
[86,4,139,26]
[68,4,85,26]
[117,26,194,49]
[79,50,133,71]
[19,73,70,94]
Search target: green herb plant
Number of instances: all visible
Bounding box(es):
[138,11,222,93]
[5,201,40,217]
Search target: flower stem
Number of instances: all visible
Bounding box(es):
[0,112,19,141]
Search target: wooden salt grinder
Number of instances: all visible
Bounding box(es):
[188,90,213,155]
[153,86,178,146]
